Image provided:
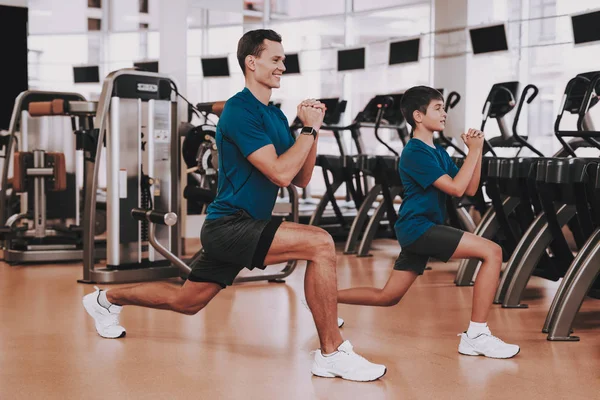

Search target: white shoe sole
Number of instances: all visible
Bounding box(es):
[82,295,126,339]
[311,366,387,382]
[458,344,520,359]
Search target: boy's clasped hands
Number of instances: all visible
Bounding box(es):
[461,128,484,149]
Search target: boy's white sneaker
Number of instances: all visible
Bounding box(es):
[458,332,520,359]
[82,286,126,339]
[311,340,386,382]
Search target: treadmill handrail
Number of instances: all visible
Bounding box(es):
[577,73,600,132]
[554,74,600,156]
[438,91,466,156]
[512,84,544,157]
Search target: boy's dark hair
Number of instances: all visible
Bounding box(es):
[400,86,444,128]
[237,29,282,75]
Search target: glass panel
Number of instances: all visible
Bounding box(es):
[88,18,102,31]
[269,16,345,52]
[139,0,149,14]
[88,0,102,9]
[522,0,600,154]
[271,0,345,19]
[353,0,429,12]
[205,26,244,56]
[208,10,244,26]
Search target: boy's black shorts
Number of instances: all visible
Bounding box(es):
[394,225,465,275]
[187,210,282,288]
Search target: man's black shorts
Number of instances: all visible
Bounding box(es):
[394,225,465,275]
[187,210,282,288]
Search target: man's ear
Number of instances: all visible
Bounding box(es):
[245,55,256,72]
[413,109,423,124]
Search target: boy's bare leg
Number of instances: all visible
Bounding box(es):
[449,232,503,322]
[337,271,418,307]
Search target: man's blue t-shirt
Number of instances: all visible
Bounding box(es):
[394,138,459,247]
[206,88,295,221]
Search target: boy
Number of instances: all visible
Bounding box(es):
[337,86,520,359]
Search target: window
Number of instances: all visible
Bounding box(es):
[139,24,149,59]
[88,18,101,31]
[270,0,345,18]
[88,0,101,8]
[529,0,556,43]
[139,0,149,14]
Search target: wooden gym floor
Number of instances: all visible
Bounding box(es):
[1,238,599,400]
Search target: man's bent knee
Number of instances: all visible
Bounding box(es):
[309,228,336,261]
[380,293,403,307]
[170,296,208,315]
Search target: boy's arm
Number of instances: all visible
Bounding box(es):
[464,150,482,196]
[432,133,483,197]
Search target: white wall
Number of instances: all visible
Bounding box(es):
[28,0,87,34]
[192,0,240,13]
[0,0,25,6]
[110,0,141,31]
[433,0,468,140]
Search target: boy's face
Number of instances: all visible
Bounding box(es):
[415,99,447,132]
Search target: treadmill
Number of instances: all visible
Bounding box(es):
[454,81,527,286]
[307,95,407,240]
[494,72,600,311]
[342,93,410,256]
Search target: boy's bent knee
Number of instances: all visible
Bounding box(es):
[482,242,503,264]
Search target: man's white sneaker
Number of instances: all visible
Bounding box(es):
[83,286,126,339]
[458,332,520,359]
[311,340,386,382]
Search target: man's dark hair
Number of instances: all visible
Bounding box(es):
[400,86,444,128]
[237,29,282,75]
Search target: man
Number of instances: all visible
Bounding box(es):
[83,29,386,382]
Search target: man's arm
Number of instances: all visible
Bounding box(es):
[247,135,316,188]
[291,136,318,188]
[246,103,323,188]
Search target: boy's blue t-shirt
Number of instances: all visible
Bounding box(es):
[394,138,459,247]
[206,88,295,221]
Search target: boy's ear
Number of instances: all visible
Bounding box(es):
[413,109,423,124]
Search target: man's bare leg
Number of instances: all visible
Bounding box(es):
[263,222,343,354]
[106,280,222,315]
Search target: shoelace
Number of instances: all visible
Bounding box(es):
[481,333,507,344]
[458,332,507,344]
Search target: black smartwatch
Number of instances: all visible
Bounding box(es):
[300,126,317,140]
